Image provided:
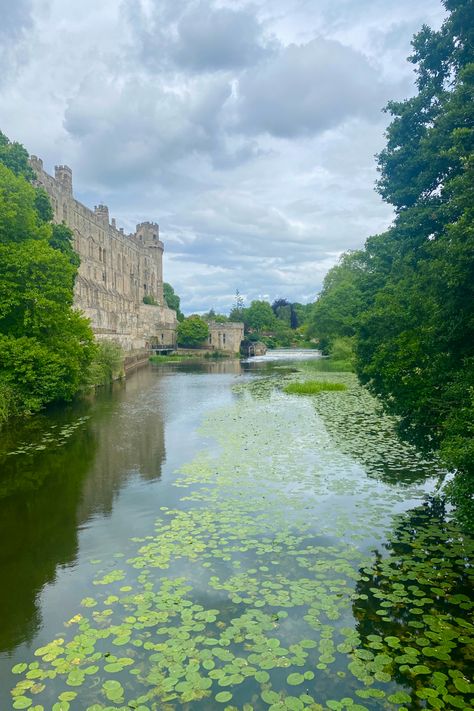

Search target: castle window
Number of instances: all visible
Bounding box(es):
[223,333,226,345]
[103,248,106,263]
[99,246,102,261]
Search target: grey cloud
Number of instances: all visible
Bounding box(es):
[125,0,275,73]
[171,2,269,71]
[236,38,389,137]
[64,72,234,185]
[0,0,32,37]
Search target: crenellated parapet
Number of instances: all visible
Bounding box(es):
[55,165,73,195]
[29,155,177,352]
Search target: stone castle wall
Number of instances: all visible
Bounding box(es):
[30,157,177,352]
[207,322,244,355]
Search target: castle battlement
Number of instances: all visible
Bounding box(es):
[30,157,177,353]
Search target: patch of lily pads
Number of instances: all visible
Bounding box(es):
[9,369,473,709]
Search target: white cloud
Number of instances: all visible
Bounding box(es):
[0,0,446,312]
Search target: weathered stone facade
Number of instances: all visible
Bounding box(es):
[207,322,245,355]
[30,156,177,352]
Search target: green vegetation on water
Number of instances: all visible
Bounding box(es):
[284,381,347,395]
[7,363,473,710]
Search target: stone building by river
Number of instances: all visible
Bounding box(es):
[30,156,177,353]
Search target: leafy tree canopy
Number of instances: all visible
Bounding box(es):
[307,0,474,525]
[177,315,209,347]
[0,131,95,419]
[163,282,184,321]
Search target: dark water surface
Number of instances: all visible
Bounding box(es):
[0,355,472,710]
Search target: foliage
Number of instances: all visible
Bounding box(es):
[0,381,19,423]
[306,1,474,520]
[0,132,95,418]
[0,130,35,180]
[329,336,356,364]
[308,250,368,353]
[85,341,124,387]
[143,294,158,306]
[284,381,347,395]
[177,315,209,347]
[163,282,184,321]
[50,222,80,268]
[228,289,245,322]
[201,308,228,323]
[244,300,276,331]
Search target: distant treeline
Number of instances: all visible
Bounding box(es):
[308,0,473,524]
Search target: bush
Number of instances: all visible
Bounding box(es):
[329,336,356,363]
[177,316,209,347]
[0,380,19,423]
[143,294,158,306]
[85,342,124,387]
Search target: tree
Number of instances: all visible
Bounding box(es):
[163,282,184,321]
[307,1,474,523]
[308,250,368,352]
[245,300,276,332]
[0,130,35,180]
[229,290,245,322]
[177,316,209,347]
[0,133,95,418]
[202,308,228,323]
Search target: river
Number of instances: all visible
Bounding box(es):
[0,353,472,710]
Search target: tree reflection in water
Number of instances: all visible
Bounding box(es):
[351,498,473,708]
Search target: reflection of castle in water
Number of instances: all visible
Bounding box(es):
[0,367,167,653]
[77,368,167,520]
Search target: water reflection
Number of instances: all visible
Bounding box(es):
[0,426,96,651]
[352,498,474,706]
[0,360,244,658]
[0,367,167,652]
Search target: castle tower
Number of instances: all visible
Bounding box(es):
[54,165,73,195]
[135,222,164,305]
[30,155,44,173]
[94,204,110,226]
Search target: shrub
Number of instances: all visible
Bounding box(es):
[177,316,209,347]
[143,294,158,305]
[85,341,124,387]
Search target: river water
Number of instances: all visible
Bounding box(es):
[0,353,472,710]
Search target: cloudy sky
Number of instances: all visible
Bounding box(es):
[1,0,445,314]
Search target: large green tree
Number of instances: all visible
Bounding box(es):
[177,316,209,347]
[309,0,474,523]
[0,134,95,418]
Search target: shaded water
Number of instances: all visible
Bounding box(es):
[0,354,472,710]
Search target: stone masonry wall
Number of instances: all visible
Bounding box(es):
[30,156,177,352]
[207,322,244,354]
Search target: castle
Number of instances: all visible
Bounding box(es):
[30,157,177,354]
